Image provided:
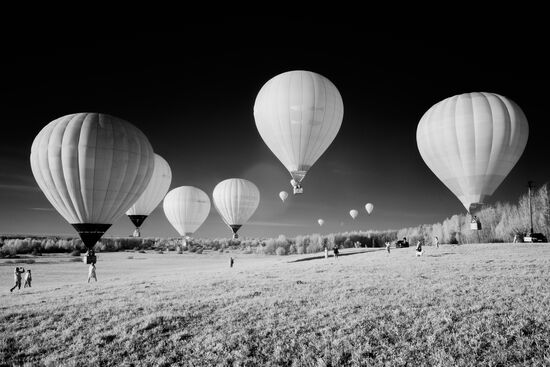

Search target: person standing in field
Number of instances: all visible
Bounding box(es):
[324,246,328,260]
[385,241,391,254]
[415,240,423,257]
[333,246,339,260]
[230,257,234,268]
[434,236,439,249]
[88,263,97,283]
[10,267,25,292]
[23,269,32,288]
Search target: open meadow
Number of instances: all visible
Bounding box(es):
[2,243,550,366]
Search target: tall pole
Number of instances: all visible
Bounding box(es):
[528,181,534,234]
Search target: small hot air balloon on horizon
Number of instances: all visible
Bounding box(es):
[318,218,324,226]
[126,154,172,237]
[417,92,529,216]
[365,203,374,215]
[163,186,210,248]
[349,210,358,220]
[279,191,288,203]
[254,70,344,195]
[30,113,155,266]
[213,178,260,239]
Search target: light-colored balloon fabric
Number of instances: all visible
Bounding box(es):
[127,154,172,216]
[349,210,358,219]
[365,203,374,214]
[163,186,211,236]
[318,219,324,226]
[213,178,260,226]
[417,92,529,211]
[30,113,155,224]
[279,191,288,202]
[253,70,344,183]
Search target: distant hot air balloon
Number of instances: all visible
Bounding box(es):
[417,92,529,213]
[350,210,358,220]
[30,113,155,265]
[213,178,260,239]
[254,70,344,194]
[318,219,324,226]
[279,191,288,202]
[365,203,374,215]
[163,186,211,247]
[126,154,172,237]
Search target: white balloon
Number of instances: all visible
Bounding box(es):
[213,178,260,238]
[349,210,358,219]
[163,186,211,236]
[254,70,344,191]
[279,191,288,202]
[318,218,324,226]
[417,92,529,212]
[126,154,172,219]
[365,203,374,214]
[30,113,155,250]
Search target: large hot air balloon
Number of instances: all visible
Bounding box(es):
[30,113,155,264]
[417,92,529,213]
[318,218,324,226]
[350,210,358,220]
[213,178,260,239]
[365,203,374,215]
[126,154,172,237]
[279,191,288,202]
[253,70,344,194]
[163,186,210,247]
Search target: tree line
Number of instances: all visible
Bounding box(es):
[1,183,548,257]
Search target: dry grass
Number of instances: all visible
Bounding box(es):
[1,244,550,366]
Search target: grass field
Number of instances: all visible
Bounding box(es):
[1,243,550,366]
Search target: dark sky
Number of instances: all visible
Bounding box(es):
[1,28,548,239]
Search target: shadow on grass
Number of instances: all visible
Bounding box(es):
[426,252,455,258]
[288,248,386,263]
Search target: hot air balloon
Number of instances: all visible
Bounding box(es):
[254,70,344,194]
[279,191,288,202]
[30,113,155,265]
[365,203,374,215]
[417,92,529,215]
[350,210,358,220]
[318,219,324,226]
[213,178,260,239]
[163,186,211,247]
[126,154,172,237]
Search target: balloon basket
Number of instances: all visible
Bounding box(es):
[83,255,97,264]
[470,222,482,230]
[293,187,303,194]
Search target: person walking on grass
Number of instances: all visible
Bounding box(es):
[333,245,339,260]
[324,246,328,260]
[230,257,234,268]
[434,236,440,249]
[10,267,25,292]
[88,263,97,283]
[385,241,391,254]
[23,269,32,288]
[415,240,423,257]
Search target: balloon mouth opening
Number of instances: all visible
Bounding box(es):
[468,202,485,214]
[71,223,111,250]
[128,215,148,229]
[229,225,242,239]
[290,170,308,184]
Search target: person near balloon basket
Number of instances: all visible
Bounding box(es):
[415,241,423,257]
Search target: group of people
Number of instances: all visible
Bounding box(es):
[323,246,340,259]
[10,267,32,292]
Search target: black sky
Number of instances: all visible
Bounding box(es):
[1,28,548,238]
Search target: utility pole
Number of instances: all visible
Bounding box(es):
[528,181,534,235]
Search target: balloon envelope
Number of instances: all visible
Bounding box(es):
[279,191,288,202]
[213,178,260,237]
[365,203,374,214]
[417,92,529,212]
[318,219,324,226]
[30,113,155,249]
[127,154,172,217]
[163,186,211,236]
[349,210,358,219]
[253,70,344,187]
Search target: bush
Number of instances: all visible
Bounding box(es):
[275,247,287,256]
